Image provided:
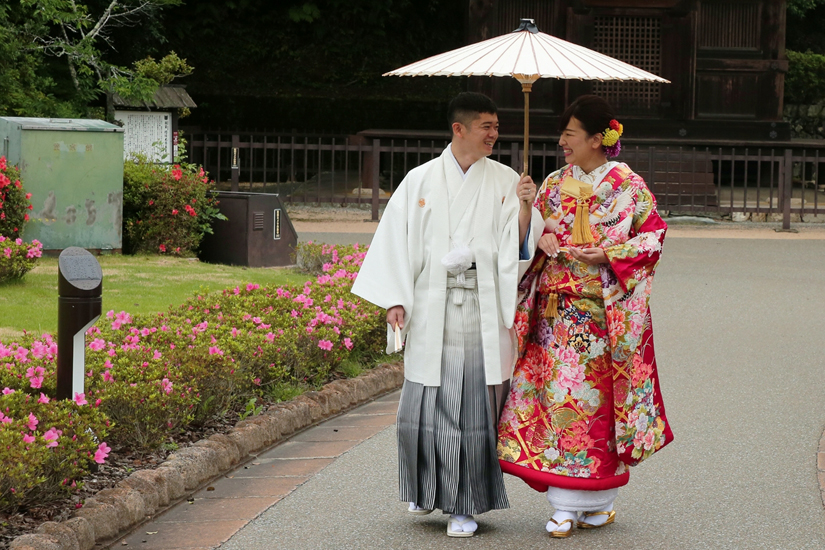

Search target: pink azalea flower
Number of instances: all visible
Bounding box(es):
[43,428,61,447]
[94,442,111,464]
[265,332,275,342]
[318,340,333,351]
[30,341,48,359]
[103,371,114,383]
[343,338,354,350]
[0,412,11,424]
[22,433,35,444]
[2,387,15,395]
[29,376,44,388]
[208,346,224,356]
[26,413,38,431]
[38,393,50,404]
[88,338,106,351]
[160,378,173,394]
[14,347,29,362]
[153,350,162,360]
[74,393,87,406]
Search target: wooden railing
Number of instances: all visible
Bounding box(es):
[185,130,825,230]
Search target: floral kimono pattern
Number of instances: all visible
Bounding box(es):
[497,163,673,492]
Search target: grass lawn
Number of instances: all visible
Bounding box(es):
[0,255,311,338]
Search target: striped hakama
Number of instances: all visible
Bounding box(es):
[397,270,510,515]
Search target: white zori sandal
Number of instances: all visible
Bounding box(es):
[407,502,433,515]
[447,515,478,537]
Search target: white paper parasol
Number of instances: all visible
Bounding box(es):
[384,19,670,173]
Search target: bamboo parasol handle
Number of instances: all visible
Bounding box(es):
[521,81,532,177]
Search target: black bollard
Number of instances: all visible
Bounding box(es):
[56,247,103,401]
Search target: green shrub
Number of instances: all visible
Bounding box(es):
[122,154,225,255]
[0,390,109,514]
[0,242,386,511]
[0,235,43,282]
[786,49,825,104]
[0,155,42,282]
[0,156,29,238]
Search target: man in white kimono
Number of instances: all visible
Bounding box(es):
[351,92,544,538]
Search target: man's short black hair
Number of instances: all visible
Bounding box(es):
[447,92,497,129]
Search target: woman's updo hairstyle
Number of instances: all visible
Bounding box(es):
[558,95,622,157]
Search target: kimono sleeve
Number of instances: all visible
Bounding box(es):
[350,184,416,352]
[603,182,667,294]
[497,173,545,328]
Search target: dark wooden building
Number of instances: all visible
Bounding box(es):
[468,0,790,141]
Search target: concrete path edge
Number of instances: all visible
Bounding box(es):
[8,362,404,550]
[818,429,825,509]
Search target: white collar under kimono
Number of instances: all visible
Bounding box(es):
[446,144,476,182]
[444,144,481,259]
[571,161,621,200]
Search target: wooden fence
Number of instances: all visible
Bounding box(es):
[185,130,825,230]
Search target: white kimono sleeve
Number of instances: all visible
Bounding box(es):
[350,186,416,354]
[497,178,546,329]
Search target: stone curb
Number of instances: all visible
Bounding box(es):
[9,363,404,550]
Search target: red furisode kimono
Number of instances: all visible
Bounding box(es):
[497,162,673,492]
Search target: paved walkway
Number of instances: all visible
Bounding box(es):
[118,226,825,549]
[117,396,400,549]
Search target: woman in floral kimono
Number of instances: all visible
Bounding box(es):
[497,95,673,538]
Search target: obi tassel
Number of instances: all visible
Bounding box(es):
[560,176,596,246]
[544,292,559,320]
[571,195,595,245]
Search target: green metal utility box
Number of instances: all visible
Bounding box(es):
[0,117,125,252]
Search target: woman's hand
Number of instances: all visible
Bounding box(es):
[386,305,405,329]
[567,247,608,266]
[538,233,562,258]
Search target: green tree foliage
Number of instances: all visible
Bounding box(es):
[785,49,825,104]
[0,0,190,117]
[0,3,78,116]
[788,0,825,17]
[787,1,825,55]
[111,51,194,105]
[161,0,464,99]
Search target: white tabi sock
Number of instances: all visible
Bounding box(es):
[547,510,577,534]
[579,502,614,526]
[449,514,478,533]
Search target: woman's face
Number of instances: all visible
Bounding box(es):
[558,116,604,171]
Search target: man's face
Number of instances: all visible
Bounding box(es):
[457,112,499,160]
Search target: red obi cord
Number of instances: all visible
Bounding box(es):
[498,460,631,493]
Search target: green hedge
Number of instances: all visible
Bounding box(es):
[786,49,825,105]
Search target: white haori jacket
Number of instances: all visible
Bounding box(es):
[351,146,544,387]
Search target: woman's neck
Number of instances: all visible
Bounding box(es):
[576,154,610,175]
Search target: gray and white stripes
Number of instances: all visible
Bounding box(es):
[397,270,510,515]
